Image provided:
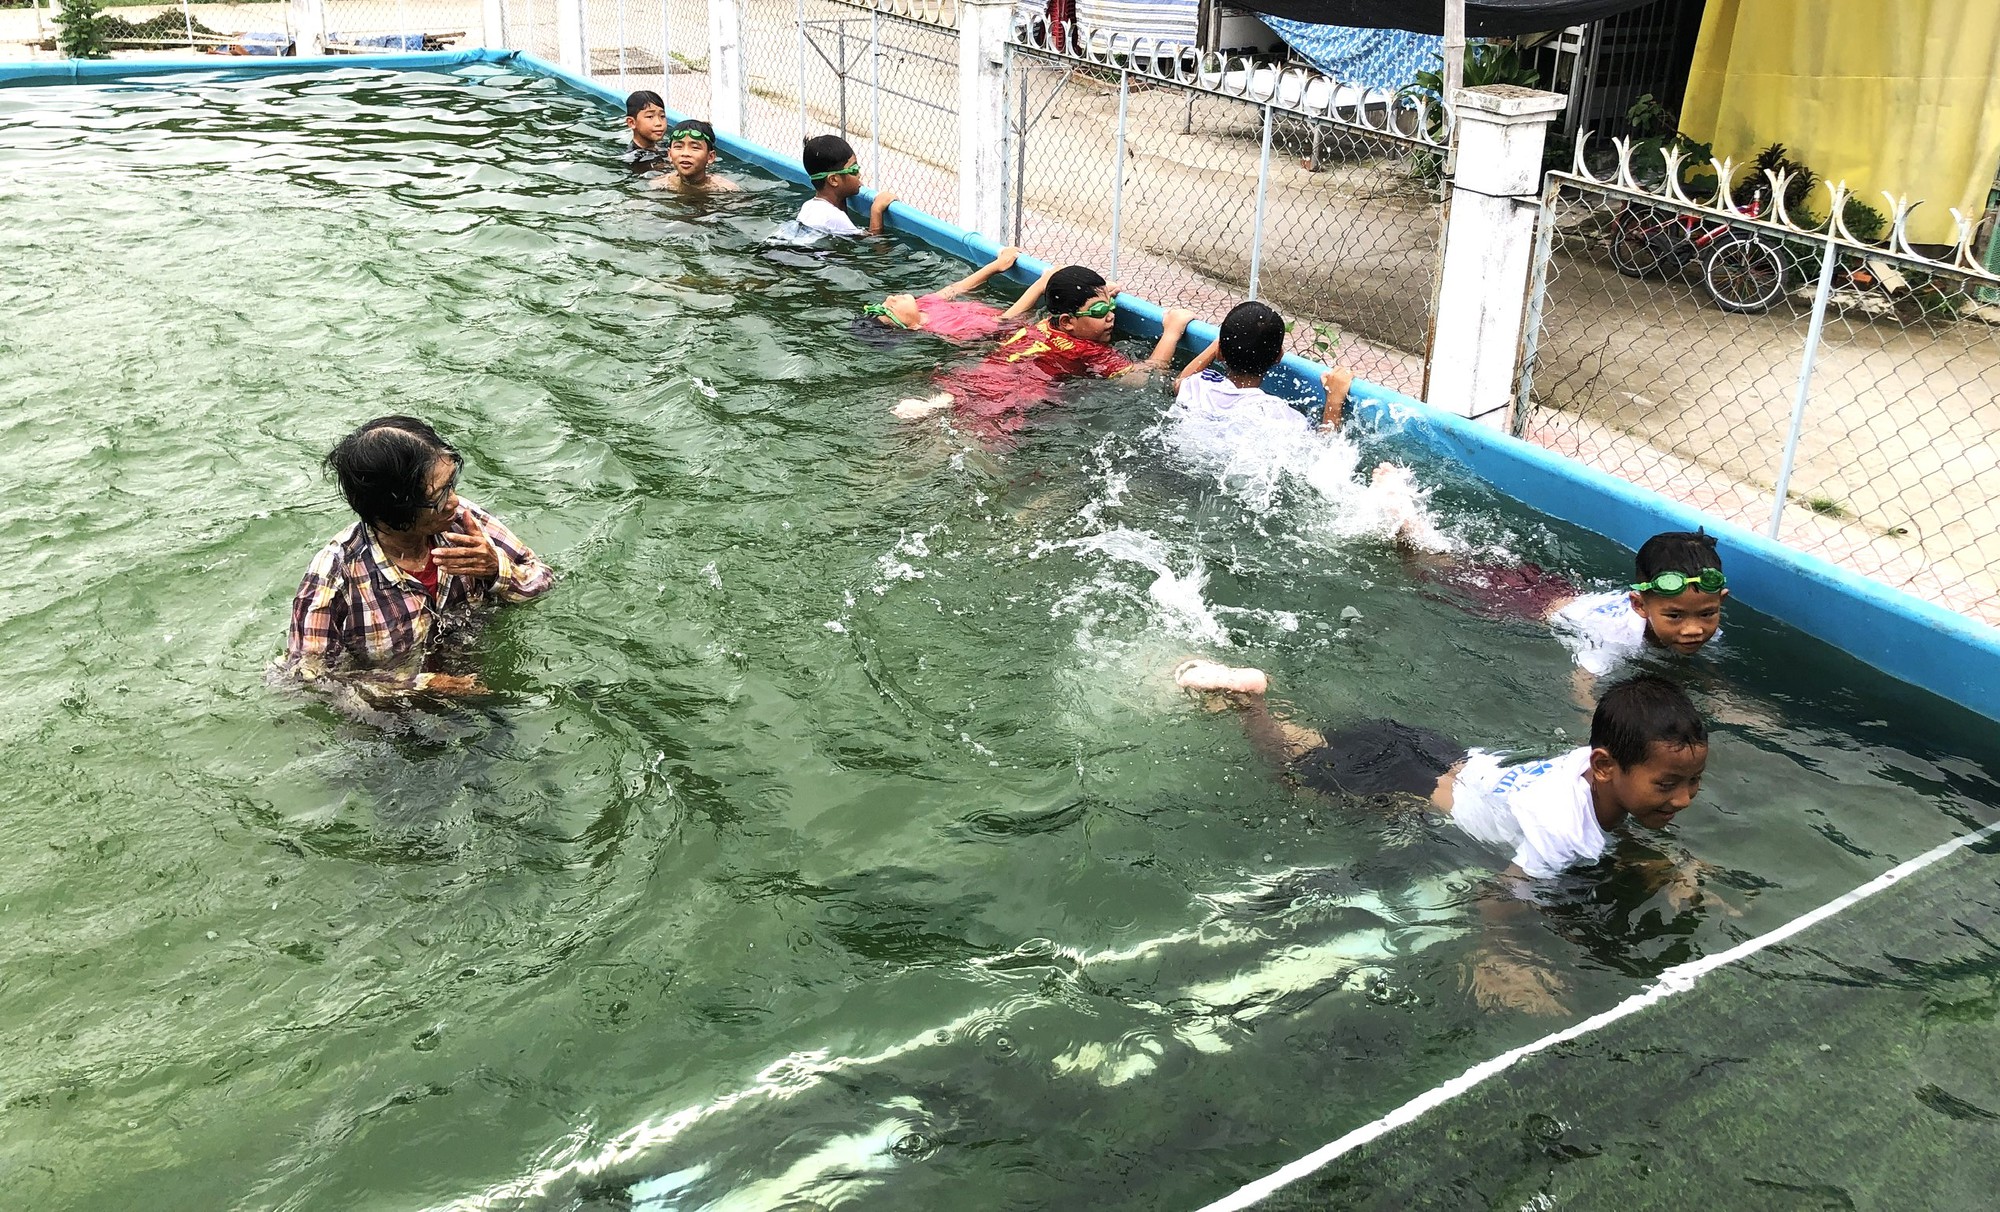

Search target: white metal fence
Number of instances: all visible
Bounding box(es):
[1517,138,2000,623]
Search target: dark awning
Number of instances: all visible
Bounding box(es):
[1230,1,1674,36]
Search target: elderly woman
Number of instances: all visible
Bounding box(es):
[278,415,554,697]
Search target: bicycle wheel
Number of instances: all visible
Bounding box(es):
[1608,212,1671,278]
[1702,238,1788,313]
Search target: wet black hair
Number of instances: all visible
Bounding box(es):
[804,134,857,179]
[625,90,665,118]
[1590,674,1708,768]
[1046,265,1108,316]
[325,415,460,533]
[1219,300,1286,378]
[669,118,716,144]
[1635,530,1723,585]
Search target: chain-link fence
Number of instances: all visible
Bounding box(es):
[1517,149,2000,623]
[573,0,710,116]
[1003,24,1450,395]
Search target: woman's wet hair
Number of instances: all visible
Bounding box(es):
[325,415,460,532]
[1634,529,1722,582]
[1590,674,1708,768]
[1046,265,1107,316]
[1219,300,1286,378]
[803,134,857,178]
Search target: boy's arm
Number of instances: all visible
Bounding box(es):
[1110,307,1196,383]
[934,246,1020,301]
[999,263,1058,320]
[1177,337,1221,387]
[1319,366,1353,430]
[866,190,898,235]
[1464,872,1569,1016]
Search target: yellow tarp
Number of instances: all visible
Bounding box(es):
[1681,0,2000,246]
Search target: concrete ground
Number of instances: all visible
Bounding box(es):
[5,0,1994,622]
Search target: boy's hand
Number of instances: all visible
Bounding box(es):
[1319,366,1353,430]
[870,190,898,217]
[433,514,500,581]
[1162,307,1196,334]
[1104,280,1123,297]
[1660,857,1744,917]
[420,673,488,696]
[993,246,1019,271]
[1464,947,1568,1016]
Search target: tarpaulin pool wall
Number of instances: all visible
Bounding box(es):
[8,46,1999,726]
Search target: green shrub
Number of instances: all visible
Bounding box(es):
[54,0,113,58]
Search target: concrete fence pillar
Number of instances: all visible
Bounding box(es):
[480,0,506,50]
[709,0,748,137]
[290,0,328,54]
[553,0,588,75]
[956,0,1013,240]
[1425,84,1566,427]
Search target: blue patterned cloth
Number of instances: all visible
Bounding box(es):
[1261,19,1440,93]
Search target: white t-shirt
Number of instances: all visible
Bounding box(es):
[1447,746,1608,878]
[1169,368,1313,443]
[796,196,862,236]
[1549,590,1647,676]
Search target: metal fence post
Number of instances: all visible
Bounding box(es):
[661,0,673,109]
[709,0,747,136]
[1511,174,1563,436]
[1011,57,1029,244]
[616,0,628,84]
[1110,69,1129,282]
[1248,102,1274,300]
[795,0,809,147]
[870,6,883,181]
[1426,85,1566,426]
[1768,232,1842,538]
[957,0,1013,239]
[551,0,587,74]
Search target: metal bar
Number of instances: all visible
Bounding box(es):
[1768,231,1843,539]
[1012,56,1029,245]
[1110,69,1129,282]
[838,21,850,140]
[617,0,628,83]
[796,0,809,148]
[1248,102,1274,300]
[661,0,671,110]
[870,5,883,181]
[1512,178,1562,437]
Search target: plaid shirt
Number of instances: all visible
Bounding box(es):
[279,499,554,693]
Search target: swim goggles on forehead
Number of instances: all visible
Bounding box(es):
[1632,567,1726,595]
[863,302,910,329]
[809,164,862,181]
[1064,299,1116,319]
[667,126,713,145]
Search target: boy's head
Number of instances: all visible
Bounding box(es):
[866,293,924,330]
[1587,674,1708,829]
[665,119,718,178]
[1626,529,1727,656]
[804,135,862,198]
[625,91,667,147]
[1219,300,1285,380]
[1046,265,1116,342]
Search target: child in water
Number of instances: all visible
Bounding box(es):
[862,248,1052,343]
[621,90,670,175]
[652,119,737,193]
[797,134,897,236]
[1173,663,1726,1014]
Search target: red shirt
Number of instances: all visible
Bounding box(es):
[412,554,440,597]
[935,319,1134,438]
[915,295,1007,342]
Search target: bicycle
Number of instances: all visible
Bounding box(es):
[1606,189,1792,314]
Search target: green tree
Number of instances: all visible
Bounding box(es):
[54,0,113,59]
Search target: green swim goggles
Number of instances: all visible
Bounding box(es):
[1066,299,1117,320]
[667,128,713,145]
[863,302,910,329]
[809,164,862,181]
[1632,568,1727,595]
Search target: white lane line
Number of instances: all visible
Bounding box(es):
[1190,818,2000,1212]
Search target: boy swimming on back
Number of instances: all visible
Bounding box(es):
[892,265,1194,438]
[652,119,738,193]
[796,134,896,236]
[862,248,1053,343]
[1174,662,1726,1013]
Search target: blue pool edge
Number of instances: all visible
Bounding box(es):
[9,47,1999,726]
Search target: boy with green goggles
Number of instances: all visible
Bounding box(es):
[1547,530,1729,679]
[656,119,737,193]
[795,134,896,236]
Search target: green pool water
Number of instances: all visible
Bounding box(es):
[3,65,1998,1212]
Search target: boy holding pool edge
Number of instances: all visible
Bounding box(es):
[798,134,896,236]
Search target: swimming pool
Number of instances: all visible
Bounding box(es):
[3,60,1999,1211]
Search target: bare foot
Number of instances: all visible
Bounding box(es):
[892,393,954,420]
[1172,659,1268,695]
